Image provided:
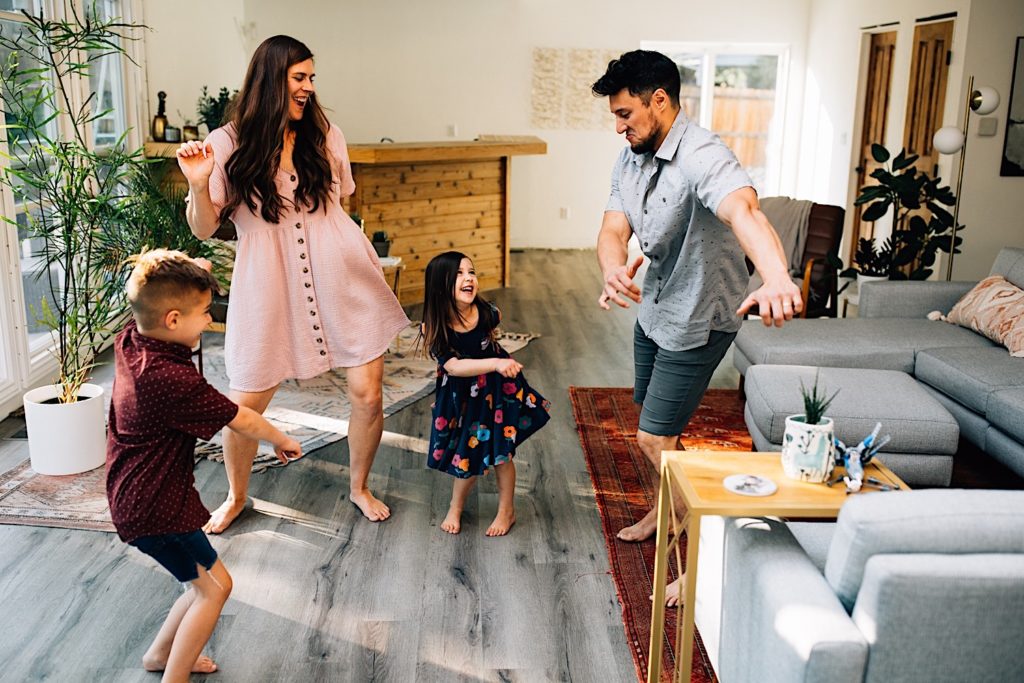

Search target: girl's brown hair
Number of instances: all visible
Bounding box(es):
[421,251,497,361]
[221,35,332,224]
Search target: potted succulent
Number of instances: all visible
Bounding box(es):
[781,371,839,482]
[371,230,391,257]
[851,143,961,280]
[0,9,144,474]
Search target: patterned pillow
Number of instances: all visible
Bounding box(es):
[946,275,1024,357]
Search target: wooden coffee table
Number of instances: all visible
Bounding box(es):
[647,450,909,683]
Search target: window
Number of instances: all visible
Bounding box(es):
[88,0,128,148]
[642,42,788,195]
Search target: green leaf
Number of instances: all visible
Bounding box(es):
[891,149,920,171]
[871,143,890,163]
[861,200,890,222]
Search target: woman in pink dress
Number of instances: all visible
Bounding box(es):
[176,35,409,531]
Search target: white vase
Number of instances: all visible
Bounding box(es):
[23,383,106,475]
[781,415,835,483]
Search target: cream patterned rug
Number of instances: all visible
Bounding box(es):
[0,323,537,531]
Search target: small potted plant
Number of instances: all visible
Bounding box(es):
[781,371,839,482]
[196,85,237,133]
[371,230,391,257]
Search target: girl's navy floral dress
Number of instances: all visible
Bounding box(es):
[428,302,551,478]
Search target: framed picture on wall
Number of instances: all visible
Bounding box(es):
[1001,36,1024,176]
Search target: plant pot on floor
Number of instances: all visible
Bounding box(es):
[23,383,106,475]
[781,415,835,483]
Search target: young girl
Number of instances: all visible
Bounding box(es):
[422,251,551,536]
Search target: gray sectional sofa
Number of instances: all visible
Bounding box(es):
[733,247,1024,478]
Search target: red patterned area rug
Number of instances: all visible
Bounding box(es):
[570,387,752,683]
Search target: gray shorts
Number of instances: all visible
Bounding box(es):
[633,322,736,437]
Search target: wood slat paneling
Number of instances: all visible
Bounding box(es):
[358,160,503,185]
[362,195,503,222]
[363,177,504,204]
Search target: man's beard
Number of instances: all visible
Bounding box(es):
[628,126,660,155]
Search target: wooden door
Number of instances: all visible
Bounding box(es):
[903,20,953,179]
[850,30,896,263]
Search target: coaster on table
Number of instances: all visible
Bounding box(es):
[723,473,777,497]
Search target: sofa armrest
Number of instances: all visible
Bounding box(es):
[858,280,976,318]
[720,517,867,683]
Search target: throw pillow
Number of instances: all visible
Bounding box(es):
[946,275,1024,357]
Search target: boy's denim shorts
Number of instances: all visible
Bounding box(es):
[129,529,218,582]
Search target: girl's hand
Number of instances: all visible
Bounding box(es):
[274,437,303,464]
[494,358,523,378]
[176,140,215,187]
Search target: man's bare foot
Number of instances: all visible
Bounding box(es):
[351,489,390,521]
[142,653,218,674]
[617,507,658,542]
[203,497,246,534]
[485,507,515,536]
[649,574,686,607]
[441,506,463,534]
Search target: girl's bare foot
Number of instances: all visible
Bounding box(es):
[351,489,391,521]
[485,507,515,536]
[649,574,686,607]
[441,506,463,534]
[616,507,658,542]
[142,653,218,674]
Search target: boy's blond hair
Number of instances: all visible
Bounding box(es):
[127,249,218,330]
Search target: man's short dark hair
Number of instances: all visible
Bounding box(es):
[591,50,681,106]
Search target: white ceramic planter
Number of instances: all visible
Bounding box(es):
[23,383,106,475]
[781,415,835,483]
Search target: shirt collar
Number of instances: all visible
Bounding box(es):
[628,108,689,167]
[127,320,193,359]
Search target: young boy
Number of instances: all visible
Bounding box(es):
[106,249,301,682]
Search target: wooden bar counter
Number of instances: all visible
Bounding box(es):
[345,137,546,304]
[145,136,546,306]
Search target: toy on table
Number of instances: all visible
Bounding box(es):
[832,422,892,492]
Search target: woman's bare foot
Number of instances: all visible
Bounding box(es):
[617,507,658,542]
[485,506,515,536]
[441,506,463,534]
[203,497,246,534]
[142,653,218,674]
[649,574,686,607]
[351,489,390,521]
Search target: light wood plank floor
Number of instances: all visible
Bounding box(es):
[0,250,738,682]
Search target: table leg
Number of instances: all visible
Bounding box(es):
[647,467,674,683]
[676,512,701,683]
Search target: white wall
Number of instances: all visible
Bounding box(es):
[801,0,1024,280]
[141,0,812,250]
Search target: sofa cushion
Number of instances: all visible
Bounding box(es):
[946,275,1024,356]
[987,388,1024,444]
[824,489,1024,612]
[915,346,1024,415]
[990,247,1024,289]
[744,365,958,454]
[735,318,994,374]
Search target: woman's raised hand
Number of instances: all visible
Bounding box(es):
[175,140,215,187]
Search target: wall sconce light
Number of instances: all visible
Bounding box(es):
[932,76,1000,280]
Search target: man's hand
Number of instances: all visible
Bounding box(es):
[737,277,803,327]
[598,255,644,310]
[494,358,523,378]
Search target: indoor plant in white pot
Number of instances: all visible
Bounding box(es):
[781,371,839,482]
[1,9,143,474]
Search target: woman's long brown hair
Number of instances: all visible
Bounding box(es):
[421,251,498,361]
[221,35,333,224]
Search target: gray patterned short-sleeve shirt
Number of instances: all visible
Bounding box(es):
[606,110,752,352]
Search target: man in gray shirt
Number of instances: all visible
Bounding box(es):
[592,50,801,605]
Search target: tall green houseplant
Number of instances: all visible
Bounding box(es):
[0,7,143,402]
[853,143,961,280]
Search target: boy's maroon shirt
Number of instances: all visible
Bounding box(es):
[105,320,238,542]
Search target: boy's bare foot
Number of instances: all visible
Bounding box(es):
[351,489,390,521]
[142,653,218,674]
[649,574,686,607]
[617,507,658,542]
[485,507,515,536]
[203,497,246,534]
[441,506,463,534]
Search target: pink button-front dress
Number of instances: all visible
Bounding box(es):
[201,123,410,392]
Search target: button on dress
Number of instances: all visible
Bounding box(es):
[201,123,410,392]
